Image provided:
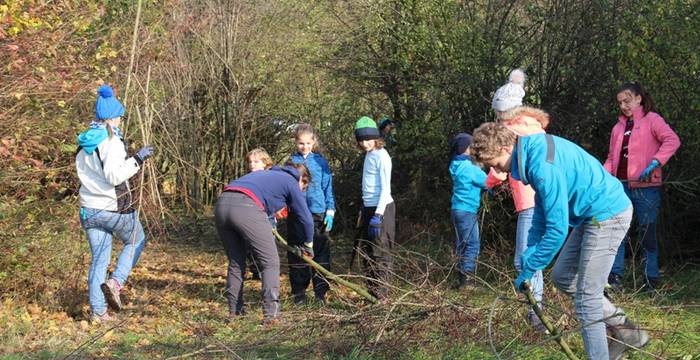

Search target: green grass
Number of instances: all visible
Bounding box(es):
[1,200,699,359]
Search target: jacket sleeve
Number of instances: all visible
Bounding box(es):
[321,157,336,214]
[101,137,140,186]
[375,151,393,215]
[485,167,507,189]
[287,181,315,244]
[650,115,681,165]
[473,166,488,190]
[603,124,618,174]
[521,163,569,278]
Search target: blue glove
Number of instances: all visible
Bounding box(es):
[134,145,155,165]
[514,271,533,293]
[369,214,383,240]
[639,159,660,181]
[323,214,334,233]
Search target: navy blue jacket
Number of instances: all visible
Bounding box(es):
[226,166,314,244]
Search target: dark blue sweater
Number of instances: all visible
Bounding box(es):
[226,166,314,244]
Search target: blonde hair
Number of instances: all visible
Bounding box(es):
[294,123,320,152]
[246,148,273,171]
[499,106,550,130]
[470,122,517,164]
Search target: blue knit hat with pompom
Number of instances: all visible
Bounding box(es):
[95,84,125,120]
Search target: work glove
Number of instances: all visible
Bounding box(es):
[639,159,660,182]
[514,271,533,293]
[323,214,334,233]
[134,145,155,165]
[369,214,383,240]
[295,243,314,258]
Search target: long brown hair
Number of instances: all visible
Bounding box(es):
[616,81,656,115]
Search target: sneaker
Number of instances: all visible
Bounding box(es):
[101,278,122,311]
[608,319,650,360]
[90,312,115,324]
[607,273,623,293]
[526,308,549,334]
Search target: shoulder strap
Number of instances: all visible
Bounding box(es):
[517,134,556,185]
[76,145,105,169]
[545,134,555,164]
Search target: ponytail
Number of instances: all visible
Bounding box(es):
[616,81,656,115]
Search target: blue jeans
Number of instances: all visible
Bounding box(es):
[611,186,660,280]
[80,207,146,315]
[451,209,479,274]
[514,208,543,302]
[551,206,632,359]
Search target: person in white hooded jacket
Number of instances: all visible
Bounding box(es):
[76,84,155,323]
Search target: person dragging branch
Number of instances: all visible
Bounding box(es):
[469,112,649,360]
[215,164,314,323]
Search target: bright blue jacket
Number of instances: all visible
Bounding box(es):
[290,152,336,215]
[511,134,631,280]
[225,166,314,244]
[449,155,487,213]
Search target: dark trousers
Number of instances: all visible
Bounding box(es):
[214,192,280,319]
[360,202,396,299]
[287,213,331,301]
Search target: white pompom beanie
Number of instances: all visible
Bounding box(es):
[491,69,526,112]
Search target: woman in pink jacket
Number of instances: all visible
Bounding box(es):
[604,81,680,292]
[489,69,548,332]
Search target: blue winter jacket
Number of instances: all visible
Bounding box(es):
[511,134,631,280]
[449,154,487,213]
[225,166,314,244]
[290,152,336,215]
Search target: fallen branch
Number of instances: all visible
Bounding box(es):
[523,282,578,360]
[272,229,378,304]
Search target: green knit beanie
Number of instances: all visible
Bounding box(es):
[354,116,380,141]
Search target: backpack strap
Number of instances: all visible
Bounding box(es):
[76,146,105,169]
[516,134,556,185]
[545,134,555,164]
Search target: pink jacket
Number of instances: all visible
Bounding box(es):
[603,107,680,188]
[485,115,545,212]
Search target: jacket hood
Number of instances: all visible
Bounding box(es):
[272,165,301,181]
[77,128,108,154]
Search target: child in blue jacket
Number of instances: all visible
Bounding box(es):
[287,123,336,304]
[448,133,487,288]
[469,119,649,360]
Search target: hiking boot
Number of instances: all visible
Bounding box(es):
[90,312,115,324]
[452,272,479,290]
[526,308,549,334]
[608,319,650,360]
[641,277,660,293]
[101,278,122,311]
[293,293,308,305]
